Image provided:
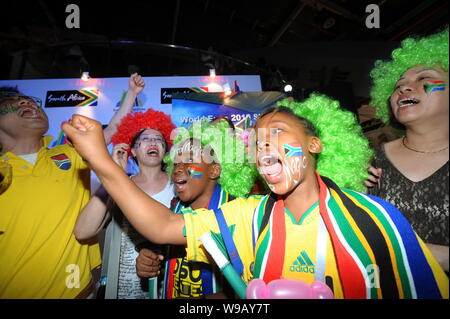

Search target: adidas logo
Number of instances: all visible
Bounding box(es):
[289,250,315,274]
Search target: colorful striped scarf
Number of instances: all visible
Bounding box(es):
[162,184,235,298]
[251,172,443,299]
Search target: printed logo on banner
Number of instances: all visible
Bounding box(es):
[45,89,99,107]
[160,87,208,104]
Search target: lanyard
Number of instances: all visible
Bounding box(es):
[314,214,328,282]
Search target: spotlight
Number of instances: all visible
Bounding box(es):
[223,83,232,96]
[283,84,293,93]
[207,82,223,92]
[81,72,90,82]
[209,69,216,79]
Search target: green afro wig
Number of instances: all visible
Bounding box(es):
[164,120,258,198]
[370,27,449,124]
[274,94,372,192]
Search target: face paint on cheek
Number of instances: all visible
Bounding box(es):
[283,143,303,158]
[188,166,204,179]
[0,104,20,116]
[283,157,306,189]
[424,80,446,94]
[282,143,307,190]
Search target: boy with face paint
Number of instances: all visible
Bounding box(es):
[62,93,448,299]
[138,121,257,298]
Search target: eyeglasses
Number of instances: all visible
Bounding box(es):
[136,135,165,145]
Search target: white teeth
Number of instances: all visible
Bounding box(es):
[398,98,419,107]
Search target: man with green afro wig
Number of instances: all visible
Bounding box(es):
[273,94,373,192]
[165,119,258,198]
[61,92,449,299]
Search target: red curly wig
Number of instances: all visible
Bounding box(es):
[111,108,176,156]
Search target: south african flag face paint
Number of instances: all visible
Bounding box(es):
[424,80,446,94]
[0,104,20,116]
[188,166,204,179]
[283,143,303,158]
[0,95,44,116]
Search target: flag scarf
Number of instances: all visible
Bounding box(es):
[162,184,234,298]
[251,172,443,299]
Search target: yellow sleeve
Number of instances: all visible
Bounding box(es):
[183,207,219,264]
[416,234,449,299]
[63,144,89,170]
[183,196,262,268]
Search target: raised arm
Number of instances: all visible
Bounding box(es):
[103,73,145,144]
[63,114,186,245]
[74,144,129,240]
[74,185,111,240]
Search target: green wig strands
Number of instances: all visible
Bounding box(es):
[164,120,258,198]
[277,94,373,192]
[370,27,449,123]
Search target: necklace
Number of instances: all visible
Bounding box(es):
[402,137,449,154]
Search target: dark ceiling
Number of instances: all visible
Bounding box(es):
[0,0,448,97]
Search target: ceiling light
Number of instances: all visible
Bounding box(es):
[283,84,293,92]
[81,72,90,82]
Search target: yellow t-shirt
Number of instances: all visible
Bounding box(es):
[183,195,345,298]
[0,136,101,299]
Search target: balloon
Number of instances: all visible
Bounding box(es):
[246,278,334,299]
[246,279,268,299]
[311,281,335,299]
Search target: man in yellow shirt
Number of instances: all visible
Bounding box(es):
[0,134,100,298]
[0,74,143,298]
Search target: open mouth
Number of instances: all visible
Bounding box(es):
[258,154,283,184]
[18,107,42,119]
[174,178,188,192]
[146,147,159,157]
[398,97,420,108]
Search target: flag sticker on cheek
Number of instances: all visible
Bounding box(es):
[424,80,446,94]
[283,143,303,158]
[188,166,204,178]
